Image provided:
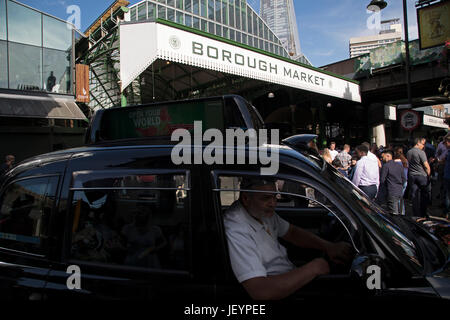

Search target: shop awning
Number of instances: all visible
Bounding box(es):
[0,93,87,120]
[120,20,361,103]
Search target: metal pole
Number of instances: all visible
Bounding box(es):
[403,0,412,108]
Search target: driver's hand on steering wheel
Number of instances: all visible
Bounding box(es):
[325,242,353,265]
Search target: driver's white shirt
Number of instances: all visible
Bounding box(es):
[223,200,294,283]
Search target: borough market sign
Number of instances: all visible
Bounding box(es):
[120,20,361,103]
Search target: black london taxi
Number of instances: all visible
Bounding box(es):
[0,95,449,301]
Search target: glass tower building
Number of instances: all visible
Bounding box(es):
[127,0,310,64]
[260,0,309,64]
[0,0,74,94]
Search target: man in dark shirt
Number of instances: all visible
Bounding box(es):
[378,150,406,214]
[406,138,431,217]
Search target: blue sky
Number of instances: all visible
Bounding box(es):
[17,0,420,67]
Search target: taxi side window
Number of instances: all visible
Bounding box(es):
[0,176,58,255]
[69,172,189,272]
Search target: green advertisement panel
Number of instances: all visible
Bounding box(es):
[100,100,224,140]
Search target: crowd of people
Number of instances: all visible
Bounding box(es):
[321,136,450,219]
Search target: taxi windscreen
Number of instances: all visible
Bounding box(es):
[98,99,225,141]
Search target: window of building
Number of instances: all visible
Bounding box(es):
[252,11,257,37]
[208,0,214,20]
[7,0,42,46]
[176,10,184,24]
[167,0,175,7]
[201,19,207,31]
[247,10,252,34]
[201,0,207,18]
[0,40,7,88]
[139,2,148,20]
[222,0,228,25]
[241,33,246,45]
[223,26,229,39]
[131,6,137,21]
[214,0,221,23]
[230,29,235,41]
[167,8,175,21]
[185,14,192,27]
[234,3,240,29]
[259,38,263,50]
[43,15,72,51]
[193,16,200,29]
[8,42,42,90]
[193,0,200,15]
[43,47,71,94]
[148,2,156,21]
[0,176,59,255]
[69,172,189,272]
[157,5,166,19]
[0,0,6,40]
[176,0,183,9]
[185,0,192,13]
[229,1,234,28]
[240,3,246,32]
[215,23,222,37]
[258,18,263,38]
[236,31,241,43]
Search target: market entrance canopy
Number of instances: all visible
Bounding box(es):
[120,20,361,103]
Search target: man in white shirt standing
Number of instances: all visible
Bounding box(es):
[363,142,382,169]
[352,144,380,200]
[223,178,353,300]
[329,142,339,161]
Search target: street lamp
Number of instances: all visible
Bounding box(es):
[367,0,412,109]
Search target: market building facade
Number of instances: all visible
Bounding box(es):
[78,0,364,147]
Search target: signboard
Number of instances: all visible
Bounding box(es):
[120,21,361,102]
[423,114,448,128]
[384,105,397,121]
[400,110,420,131]
[76,64,90,103]
[417,1,450,49]
[99,100,224,141]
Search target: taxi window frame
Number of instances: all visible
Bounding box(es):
[0,174,60,258]
[211,170,362,255]
[63,169,193,276]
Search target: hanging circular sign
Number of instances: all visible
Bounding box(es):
[400,110,420,131]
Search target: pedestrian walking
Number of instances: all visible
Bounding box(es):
[352,144,379,200]
[394,146,408,215]
[442,135,450,218]
[406,137,431,218]
[329,142,338,161]
[436,134,449,207]
[377,150,406,215]
[336,144,352,170]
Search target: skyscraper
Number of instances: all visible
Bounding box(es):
[260,0,303,61]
